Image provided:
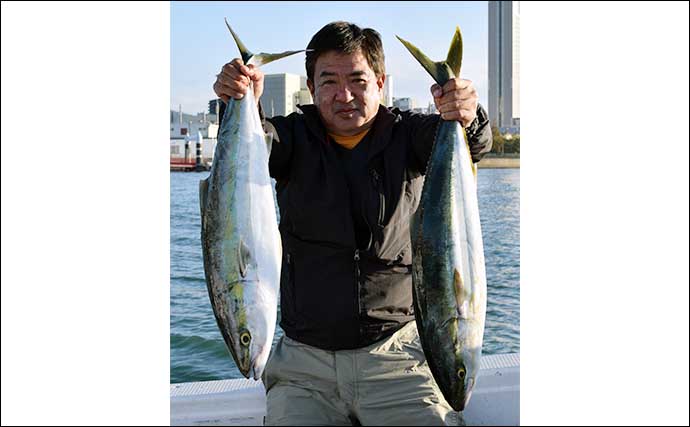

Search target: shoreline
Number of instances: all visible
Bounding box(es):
[478,157,520,169]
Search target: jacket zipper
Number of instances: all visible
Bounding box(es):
[354,249,361,315]
[371,169,385,226]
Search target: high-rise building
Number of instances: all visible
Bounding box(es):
[382,74,393,107]
[262,73,304,117]
[489,0,520,132]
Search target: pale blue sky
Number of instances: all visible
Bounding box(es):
[171,1,488,114]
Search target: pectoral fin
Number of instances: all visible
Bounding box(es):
[454,268,467,318]
[238,238,252,278]
[199,179,209,216]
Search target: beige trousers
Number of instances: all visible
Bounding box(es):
[262,321,463,426]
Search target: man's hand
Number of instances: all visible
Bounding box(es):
[213,58,264,103]
[431,78,478,128]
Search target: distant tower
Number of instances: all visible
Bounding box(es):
[489,1,520,131]
[382,74,393,107]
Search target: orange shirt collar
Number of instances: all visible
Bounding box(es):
[328,128,371,150]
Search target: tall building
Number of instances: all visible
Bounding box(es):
[489,0,520,133]
[262,73,304,117]
[382,74,393,107]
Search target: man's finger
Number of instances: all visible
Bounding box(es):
[440,108,475,123]
[440,110,461,121]
[437,98,476,113]
[438,90,476,105]
[430,83,443,98]
[215,78,249,100]
[217,70,250,87]
[443,78,472,92]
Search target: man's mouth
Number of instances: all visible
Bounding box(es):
[336,108,358,116]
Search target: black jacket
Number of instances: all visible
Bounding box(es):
[219,101,492,350]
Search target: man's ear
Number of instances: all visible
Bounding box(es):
[377,74,385,92]
[307,79,315,97]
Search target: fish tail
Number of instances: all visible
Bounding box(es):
[225,18,306,67]
[396,27,463,87]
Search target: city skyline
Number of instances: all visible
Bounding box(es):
[171,1,488,115]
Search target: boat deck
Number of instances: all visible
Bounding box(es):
[170,352,519,426]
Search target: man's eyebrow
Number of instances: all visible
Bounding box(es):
[318,70,367,78]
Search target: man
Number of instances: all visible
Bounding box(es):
[213,21,492,426]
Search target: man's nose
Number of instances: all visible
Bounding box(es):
[334,85,354,103]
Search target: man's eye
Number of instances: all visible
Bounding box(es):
[321,80,335,86]
[353,79,366,83]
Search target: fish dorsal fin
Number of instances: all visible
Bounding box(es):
[396,26,463,87]
[238,238,252,278]
[225,18,307,67]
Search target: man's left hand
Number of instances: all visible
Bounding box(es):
[431,78,478,128]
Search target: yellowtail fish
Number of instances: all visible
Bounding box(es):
[199,19,304,380]
[397,27,488,411]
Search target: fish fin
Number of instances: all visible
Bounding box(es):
[265,132,273,154]
[225,18,306,66]
[454,268,465,317]
[225,18,253,64]
[199,179,209,216]
[238,238,252,278]
[396,27,463,86]
[251,50,307,67]
[445,27,463,79]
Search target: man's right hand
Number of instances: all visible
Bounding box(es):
[213,58,264,104]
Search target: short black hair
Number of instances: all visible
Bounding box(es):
[305,21,385,82]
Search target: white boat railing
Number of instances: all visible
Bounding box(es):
[170,352,519,426]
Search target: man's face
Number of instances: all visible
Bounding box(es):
[307,50,385,137]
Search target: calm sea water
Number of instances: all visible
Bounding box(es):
[170,168,520,384]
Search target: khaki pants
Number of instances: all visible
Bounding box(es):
[262,321,463,426]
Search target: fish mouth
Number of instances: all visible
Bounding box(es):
[231,350,252,378]
[249,345,268,380]
[459,378,475,411]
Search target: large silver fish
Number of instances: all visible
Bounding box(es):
[199,19,303,380]
[397,27,487,411]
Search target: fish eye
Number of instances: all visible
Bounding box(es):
[240,331,251,346]
[457,368,466,379]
